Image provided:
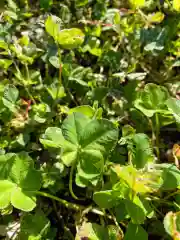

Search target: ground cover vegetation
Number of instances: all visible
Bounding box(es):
[0,0,180,239]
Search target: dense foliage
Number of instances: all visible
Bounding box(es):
[0,0,180,239]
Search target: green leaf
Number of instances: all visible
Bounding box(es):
[0,180,14,209]
[49,56,60,68]
[93,190,117,209]
[3,84,19,103]
[108,225,122,240]
[40,127,65,148]
[114,165,162,194]
[4,10,17,20]
[67,66,90,86]
[68,105,95,118]
[130,133,154,168]
[75,0,88,7]
[58,28,85,49]
[75,222,108,240]
[0,40,8,50]
[166,98,180,124]
[114,201,129,222]
[160,164,180,190]
[46,84,65,100]
[79,118,118,154]
[125,196,146,224]
[76,150,104,186]
[45,15,61,41]
[62,112,90,145]
[7,0,17,11]
[40,0,53,9]
[42,113,118,186]
[11,188,36,212]
[134,83,169,117]
[129,0,145,8]
[0,152,41,211]
[0,153,16,179]
[61,142,78,167]
[8,152,34,185]
[0,59,13,69]
[2,84,19,112]
[19,210,50,240]
[82,37,102,57]
[164,211,180,239]
[124,223,148,240]
[147,12,165,24]
[173,0,180,11]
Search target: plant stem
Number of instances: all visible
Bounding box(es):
[155,113,160,159]
[55,46,62,101]
[69,161,81,200]
[164,189,180,201]
[109,209,124,238]
[24,64,36,104]
[35,191,83,211]
[13,62,36,104]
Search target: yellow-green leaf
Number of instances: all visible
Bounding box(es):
[45,15,61,41]
[0,40,8,50]
[147,12,165,24]
[173,0,180,11]
[129,0,145,8]
[58,28,84,49]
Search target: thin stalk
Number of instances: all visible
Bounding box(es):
[56,46,62,101]
[64,226,74,240]
[24,0,29,10]
[24,64,36,104]
[35,191,115,221]
[155,113,160,159]
[151,198,177,207]
[164,189,180,201]
[150,202,164,218]
[13,62,36,104]
[34,191,82,211]
[69,161,80,200]
[67,88,78,106]
[109,210,124,238]
[149,118,156,146]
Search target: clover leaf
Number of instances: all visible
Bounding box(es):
[2,84,19,113]
[0,152,41,212]
[76,222,107,240]
[134,83,169,117]
[124,223,148,240]
[19,210,50,240]
[41,112,118,187]
[58,28,85,49]
[164,211,180,240]
[166,98,180,124]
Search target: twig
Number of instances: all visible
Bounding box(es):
[164,189,180,201]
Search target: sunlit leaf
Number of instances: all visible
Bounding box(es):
[0,152,41,211]
[164,211,180,239]
[134,83,169,117]
[45,15,61,41]
[75,222,108,240]
[173,0,180,11]
[166,98,180,124]
[129,0,145,8]
[75,0,88,7]
[0,59,13,69]
[147,12,165,24]
[58,28,85,49]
